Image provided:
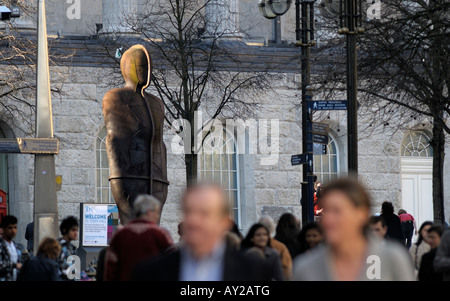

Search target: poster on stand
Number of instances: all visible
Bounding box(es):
[81,203,120,247]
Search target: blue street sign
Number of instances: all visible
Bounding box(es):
[308,100,347,111]
[291,154,312,166]
[312,133,329,145]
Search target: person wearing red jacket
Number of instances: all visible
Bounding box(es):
[104,195,173,281]
[314,182,323,217]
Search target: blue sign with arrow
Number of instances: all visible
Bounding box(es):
[308,101,347,111]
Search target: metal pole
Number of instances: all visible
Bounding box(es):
[33,0,59,252]
[298,0,315,226]
[306,86,315,224]
[346,0,358,178]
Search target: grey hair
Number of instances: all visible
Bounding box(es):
[133,195,161,217]
[258,216,275,236]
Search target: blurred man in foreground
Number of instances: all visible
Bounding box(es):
[133,183,269,281]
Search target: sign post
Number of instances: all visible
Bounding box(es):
[33,0,59,252]
[293,98,346,223]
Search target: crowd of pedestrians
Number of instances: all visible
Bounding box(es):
[1,177,449,281]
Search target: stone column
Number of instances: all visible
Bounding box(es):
[102,0,138,33]
[205,0,242,38]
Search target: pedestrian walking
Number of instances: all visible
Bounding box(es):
[275,213,301,258]
[434,228,450,281]
[410,221,433,272]
[241,223,284,281]
[314,182,324,218]
[25,221,34,255]
[297,222,324,254]
[104,195,173,281]
[398,209,417,249]
[0,216,24,281]
[18,237,61,281]
[380,202,404,244]
[259,216,293,280]
[58,216,79,280]
[133,183,271,281]
[368,215,388,241]
[293,178,415,281]
[419,225,444,281]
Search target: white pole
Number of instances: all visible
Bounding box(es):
[33,0,59,252]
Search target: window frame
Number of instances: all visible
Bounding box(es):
[96,127,115,204]
[198,128,242,227]
[313,134,340,184]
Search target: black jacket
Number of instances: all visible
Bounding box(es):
[17,255,60,281]
[381,213,404,244]
[25,222,34,252]
[419,249,443,281]
[132,243,271,281]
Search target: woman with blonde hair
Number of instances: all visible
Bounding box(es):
[293,178,415,281]
[18,237,61,281]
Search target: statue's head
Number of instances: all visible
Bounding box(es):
[120,45,152,96]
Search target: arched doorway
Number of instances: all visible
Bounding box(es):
[401,132,433,231]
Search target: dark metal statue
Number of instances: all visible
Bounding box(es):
[102,45,168,225]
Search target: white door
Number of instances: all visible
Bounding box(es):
[401,158,434,234]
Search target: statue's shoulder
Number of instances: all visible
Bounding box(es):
[103,88,130,108]
[144,92,164,109]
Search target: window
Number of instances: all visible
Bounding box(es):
[96,127,114,204]
[313,135,339,184]
[199,129,241,227]
[401,132,433,157]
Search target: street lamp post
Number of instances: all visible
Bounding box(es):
[258,0,316,226]
[338,0,364,178]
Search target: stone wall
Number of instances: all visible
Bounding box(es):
[2,65,449,248]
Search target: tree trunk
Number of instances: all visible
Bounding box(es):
[185,153,198,187]
[185,117,198,187]
[431,115,446,224]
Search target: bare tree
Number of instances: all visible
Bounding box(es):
[0,1,37,134]
[315,0,449,223]
[96,0,275,185]
[0,0,73,136]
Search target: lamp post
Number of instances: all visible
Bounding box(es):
[338,0,364,178]
[258,0,316,226]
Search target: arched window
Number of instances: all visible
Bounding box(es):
[313,135,339,184]
[96,127,114,204]
[401,132,433,157]
[199,129,241,227]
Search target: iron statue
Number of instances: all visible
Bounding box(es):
[102,45,168,225]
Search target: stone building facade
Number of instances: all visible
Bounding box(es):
[0,0,449,247]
